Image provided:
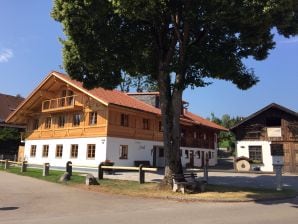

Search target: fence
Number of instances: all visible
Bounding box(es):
[1,160,158,184]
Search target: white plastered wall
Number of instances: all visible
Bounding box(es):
[236,140,273,172]
[181,147,218,167]
[24,137,107,167]
[105,137,162,166]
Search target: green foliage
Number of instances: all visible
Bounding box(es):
[209,113,243,149]
[0,128,20,141]
[52,0,298,90]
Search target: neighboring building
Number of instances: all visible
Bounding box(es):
[0,93,24,158]
[231,103,298,173]
[6,71,227,168]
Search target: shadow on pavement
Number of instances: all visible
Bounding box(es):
[0,207,19,211]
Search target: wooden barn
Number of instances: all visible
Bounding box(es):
[231,103,298,173]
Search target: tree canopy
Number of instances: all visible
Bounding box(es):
[52,0,298,184]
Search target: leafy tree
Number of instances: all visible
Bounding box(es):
[52,0,298,184]
[0,127,20,155]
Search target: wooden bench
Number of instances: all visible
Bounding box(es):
[172,172,206,194]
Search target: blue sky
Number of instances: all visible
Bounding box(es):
[0,1,297,119]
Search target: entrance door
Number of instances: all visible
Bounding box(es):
[189,150,194,168]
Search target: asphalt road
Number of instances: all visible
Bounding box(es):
[0,172,297,224]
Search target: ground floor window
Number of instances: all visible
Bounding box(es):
[184,150,189,158]
[56,145,63,158]
[195,151,200,158]
[249,146,263,163]
[42,145,49,157]
[30,145,36,157]
[119,145,128,159]
[87,144,96,159]
[70,144,78,158]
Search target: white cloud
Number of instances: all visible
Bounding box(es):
[0,49,13,63]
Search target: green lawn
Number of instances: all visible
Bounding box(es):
[1,165,296,202]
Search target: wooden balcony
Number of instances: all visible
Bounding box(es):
[41,95,82,113]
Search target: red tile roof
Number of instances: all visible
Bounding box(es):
[54,71,227,131]
[53,72,161,115]
[183,111,228,131]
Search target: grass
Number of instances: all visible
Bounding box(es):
[1,165,296,202]
[0,166,85,184]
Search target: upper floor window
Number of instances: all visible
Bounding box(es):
[73,113,82,127]
[143,119,150,130]
[44,117,52,129]
[57,115,66,128]
[159,121,163,132]
[193,131,198,139]
[266,117,281,127]
[61,89,74,106]
[120,114,129,127]
[89,112,97,125]
[32,119,39,130]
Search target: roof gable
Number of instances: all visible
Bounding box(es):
[231,103,298,130]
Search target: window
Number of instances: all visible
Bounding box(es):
[195,151,200,158]
[32,119,39,130]
[57,115,65,128]
[119,145,128,159]
[266,117,281,127]
[56,145,63,158]
[70,144,78,158]
[249,146,263,163]
[30,145,36,157]
[185,150,189,158]
[42,145,49,157]
[87,144,96,159]
[158,148,164,158]
[208,151,212,159]
[89,112,97,125]
[73,113,82,127]
[120,113,129,127]
[143,119,150,130]
[45,117,52,129]
[194,131,198,139]
[159,121,163,132]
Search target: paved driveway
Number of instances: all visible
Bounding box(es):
[100,169,298,190]
[0,171,298,224]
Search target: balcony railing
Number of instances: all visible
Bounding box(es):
[42,95,80,112]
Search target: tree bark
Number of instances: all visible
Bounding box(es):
[158,70,183,185]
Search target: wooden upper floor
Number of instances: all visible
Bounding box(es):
[6,71,226,149]
[231,103,298,142]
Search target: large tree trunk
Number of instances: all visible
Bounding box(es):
[158,71,183,185]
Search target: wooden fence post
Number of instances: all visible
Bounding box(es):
[98,163,103,180]
[4,160,9,169]
[43,163,50,176]
[66,161,72,176]
[20,161,27,172]
[139,164,145,184]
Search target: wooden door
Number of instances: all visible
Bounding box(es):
[18,146,24,162]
